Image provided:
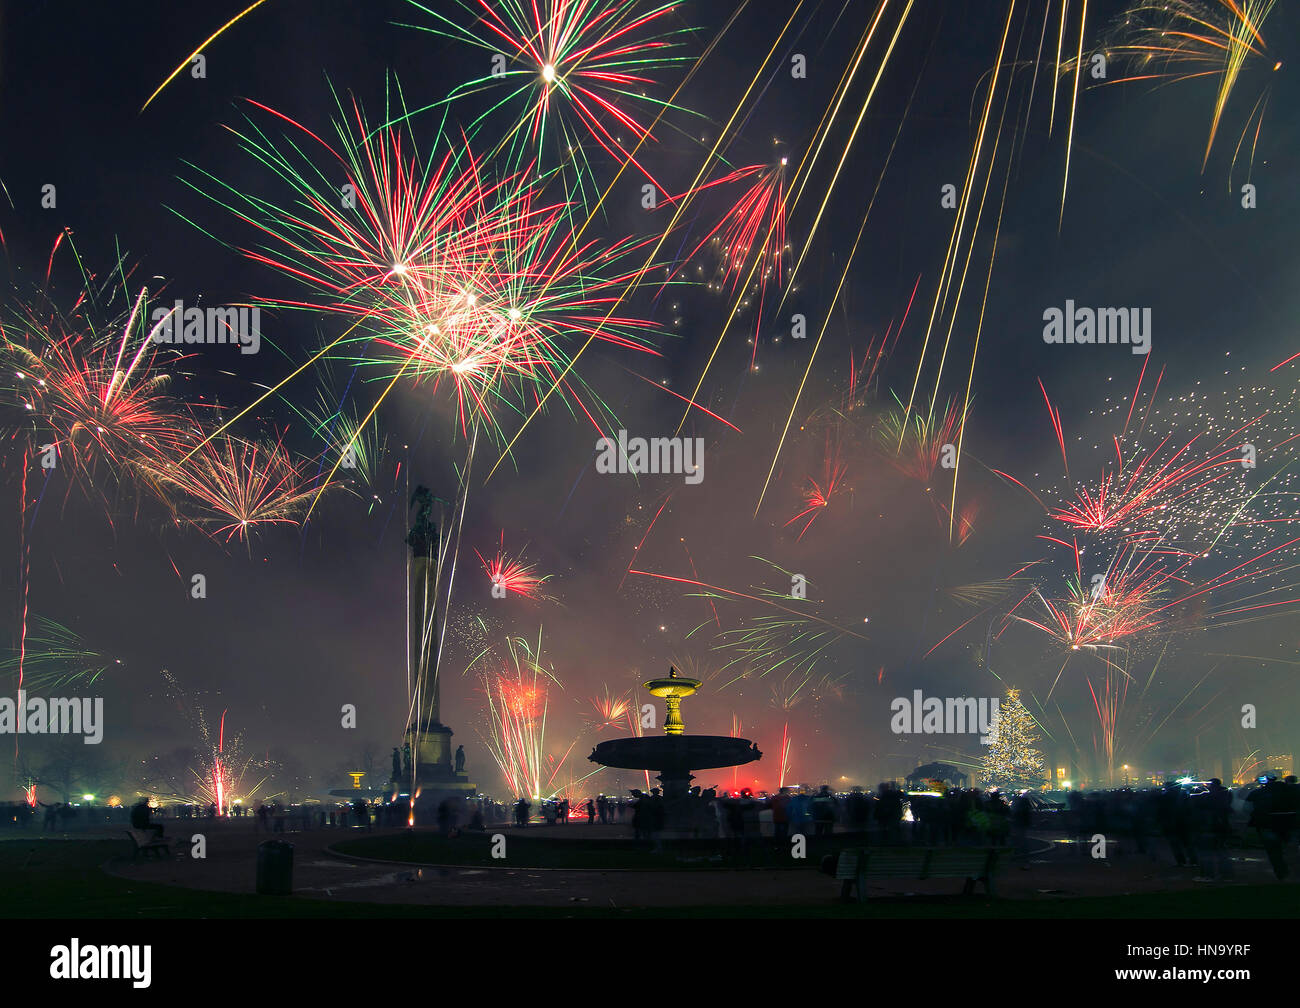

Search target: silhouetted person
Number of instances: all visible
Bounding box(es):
[1157,781,1196,867]
[585,799,596,824]
[874,784,902,843]
[131,799,165,840]
[771,787,791,845]
[1197,778,1234,880]
[629,790,648,840]
[846,788,870,831]
[649,790,666,851]
[813,785,837,837]
[1248,776,1293,880]
[723,792,747,850]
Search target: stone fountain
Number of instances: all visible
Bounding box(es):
[588,667,761,834]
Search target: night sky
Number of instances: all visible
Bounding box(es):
[2,0,1298,802]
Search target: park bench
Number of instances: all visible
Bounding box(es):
[126,828,170,860]
[831,846,1012,901]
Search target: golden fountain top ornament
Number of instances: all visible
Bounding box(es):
[643,665,702,735]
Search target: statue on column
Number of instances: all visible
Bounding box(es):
[402,741,412,780]
[407,486,436,554]
[455,745,466,774]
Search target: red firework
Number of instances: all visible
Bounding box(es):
[785,433,848,540]
[499,678,546,720]
[207,97,663,437]
[476,532,552,600]
[2,257,200,488]
[411,0,692,188]
[664,161,788,362]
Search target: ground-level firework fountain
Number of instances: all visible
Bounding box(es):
[589,667,761,835]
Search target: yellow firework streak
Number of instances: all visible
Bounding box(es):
[1050,0,1068,133]
[486,0,793,480]
[898,3,1016,453]
[785,2,906,286]
[949,121,1014,541]
[751,24,922,514]
[141,1,270,112]
[1059,0,1086,228]
[678,1,914,438]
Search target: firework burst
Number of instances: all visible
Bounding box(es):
[0,617,117,691]
[1090,0,1282,178]
[146,433,324,542]
[475,532,554,601]
[0,241,202,502]
[401,0,695,191]
[189,93,666,442]
[471,632,577,800]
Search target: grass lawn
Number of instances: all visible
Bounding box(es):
[2,837,1296,918]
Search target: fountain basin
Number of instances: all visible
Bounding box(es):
[589,735,761,773]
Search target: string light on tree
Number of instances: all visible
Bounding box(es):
[979,688,1046,790]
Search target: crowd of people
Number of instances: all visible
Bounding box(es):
[1057,776,1300,880]
[11,774,1300,882]
[491,775,1300,877]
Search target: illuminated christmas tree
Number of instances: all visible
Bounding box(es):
[979,688,1045,789]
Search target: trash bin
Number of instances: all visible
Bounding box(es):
[256,839,293,895]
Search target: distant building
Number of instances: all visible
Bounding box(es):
[1266,754,1294,777]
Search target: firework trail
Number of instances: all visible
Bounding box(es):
[475,531,554,601]
[471,631,578,800]
[141,1,270,111]
[778,722,792,789]
[0,239,203,507]
[399,0,695,193]
[875,393,967,486]
[587,685,636,732]
[993,365,1300,644]
[288,378,395,509]
[158,671,273,809]
[143,433,325,543]
[662,159,788,364]
[186,92,665,444]
[1086,0,1281,179]
[0,618,117,691]
[633,559,865,715]
[983,362,1300,775]
[786,431,849,541]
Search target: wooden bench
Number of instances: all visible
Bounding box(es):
[126,828,170,860]
[832,846,1011,901]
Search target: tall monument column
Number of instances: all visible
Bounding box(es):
[400,486,474,806]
